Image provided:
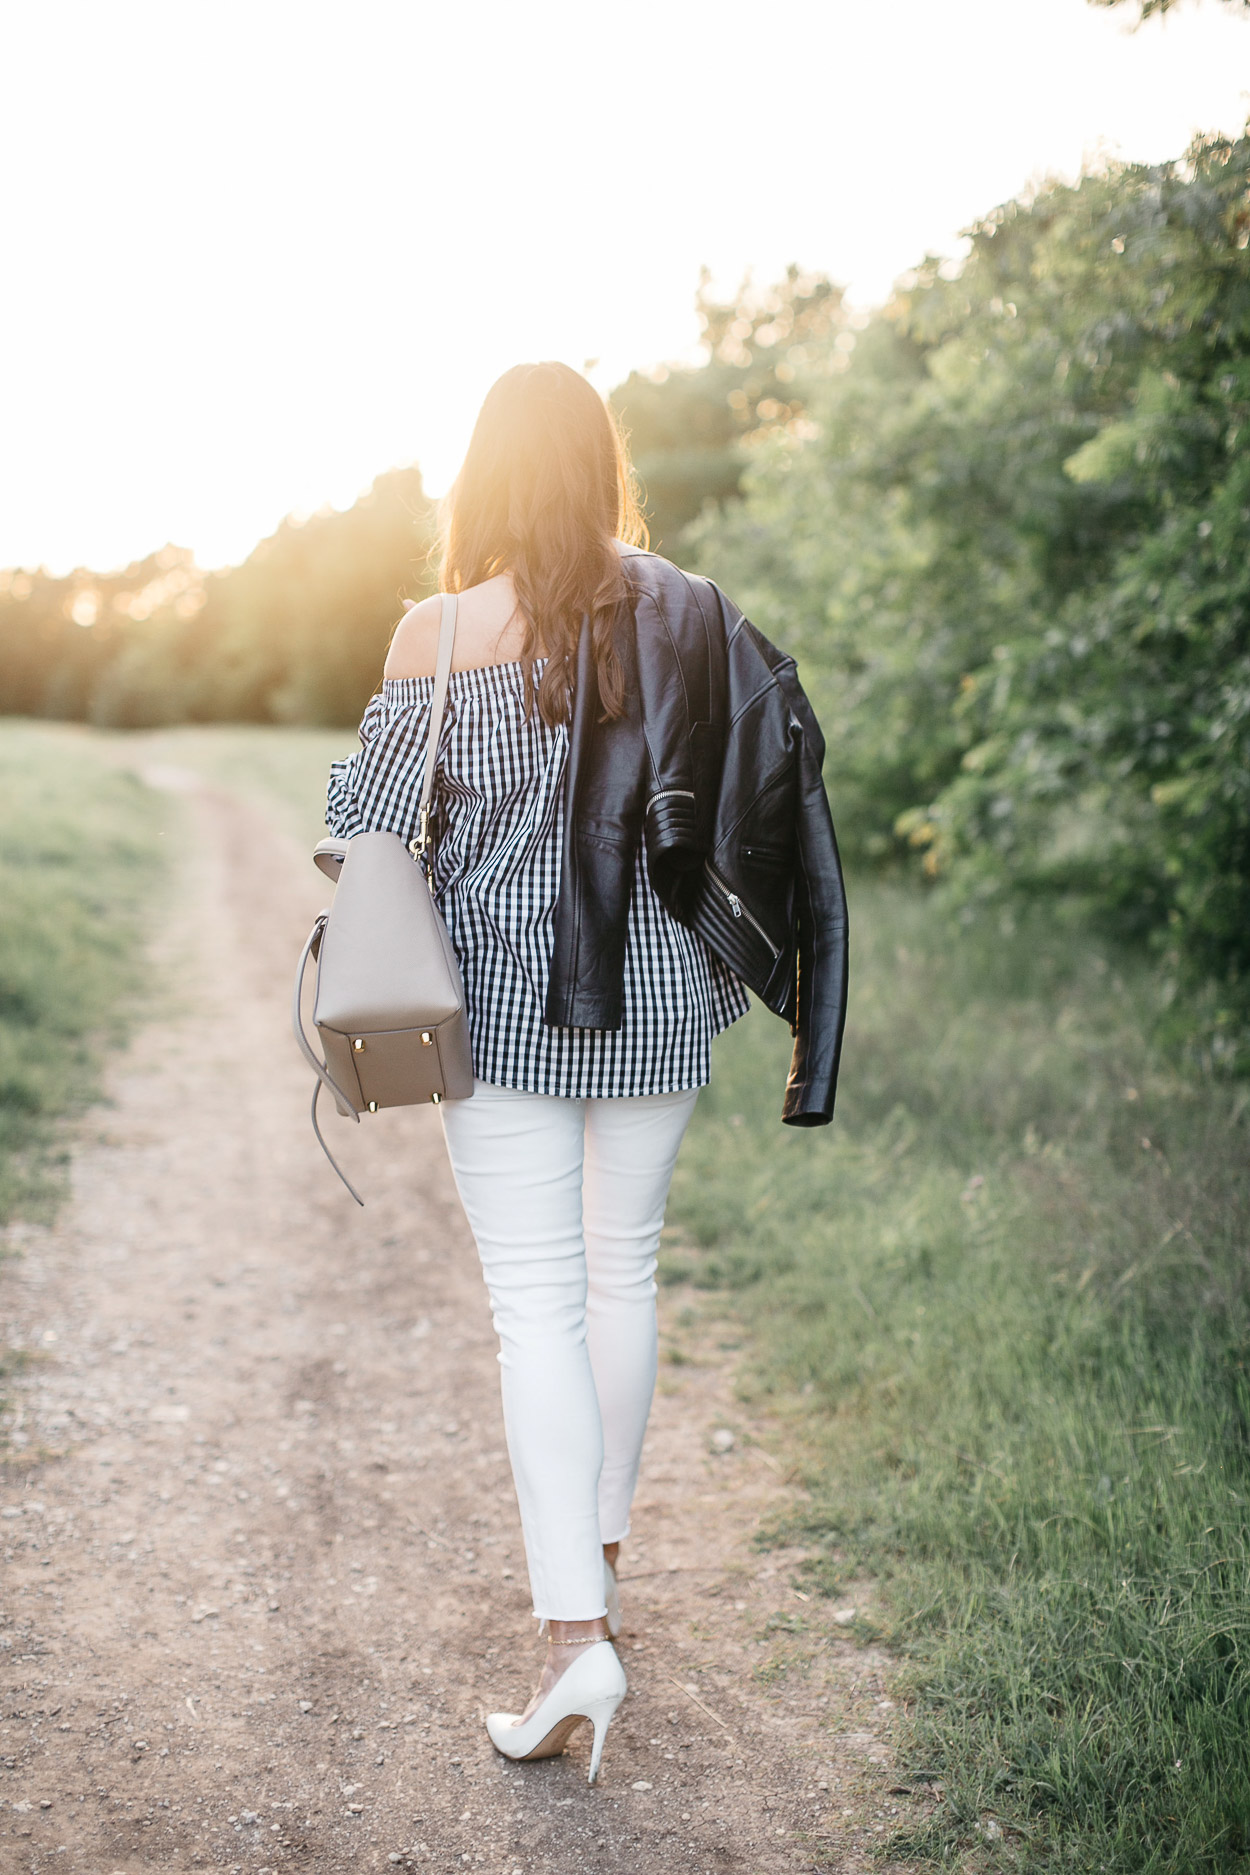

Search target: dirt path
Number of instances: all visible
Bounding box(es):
[0,766,907,1874]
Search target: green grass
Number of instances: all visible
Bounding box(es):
[0,721,169,1220]
[669,883,1250,1873]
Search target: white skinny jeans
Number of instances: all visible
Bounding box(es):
[440,1079,698,1621]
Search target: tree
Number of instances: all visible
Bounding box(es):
[174,466,437,728]
[0,548,205,721]
[610,267,843,552]
[693,132,1250,1043]
[0,468,436,728]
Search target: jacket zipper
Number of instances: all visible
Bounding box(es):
[645,787,696,818]
[704,860,781,960]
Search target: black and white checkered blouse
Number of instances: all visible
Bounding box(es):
[325,658,749,1098]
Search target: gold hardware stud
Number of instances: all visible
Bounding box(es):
[420,1030,432,1046]
[431,1091,441,1105]
[353,1037,366,1052]
[367,1100,378,1113]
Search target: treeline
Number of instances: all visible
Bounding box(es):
[0,468,436,730]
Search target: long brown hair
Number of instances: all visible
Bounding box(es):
[439,362,647,725]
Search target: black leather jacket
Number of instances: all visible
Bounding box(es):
[547,550,848,1125]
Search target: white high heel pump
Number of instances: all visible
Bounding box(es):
[538,1559,622,1642]
[485,1640,626,1784]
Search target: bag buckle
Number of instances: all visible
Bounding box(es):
[410,806,432,876]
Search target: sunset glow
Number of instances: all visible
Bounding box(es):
[2,0,1247,574]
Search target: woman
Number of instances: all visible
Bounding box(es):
[325,362,847,1783]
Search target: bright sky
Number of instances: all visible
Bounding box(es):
[3,0,1247,574]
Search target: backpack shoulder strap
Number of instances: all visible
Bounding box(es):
[414,593,458,864]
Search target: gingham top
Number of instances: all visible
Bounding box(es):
[324,658,749,1097]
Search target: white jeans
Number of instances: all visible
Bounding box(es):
[440,1079,698,1621]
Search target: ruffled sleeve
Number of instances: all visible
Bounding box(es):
[325,680,436,842]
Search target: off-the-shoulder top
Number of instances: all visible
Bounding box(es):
[325,658,748,1098]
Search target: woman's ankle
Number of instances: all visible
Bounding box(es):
[546,1616,609,1648]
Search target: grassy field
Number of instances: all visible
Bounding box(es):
[0,722,169,1222]
[668,886,1250,1872]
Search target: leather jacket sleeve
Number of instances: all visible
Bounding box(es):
[771,655,849,1125]
[710,601,848,1125]
[632,565,726,872]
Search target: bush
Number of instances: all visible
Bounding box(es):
[691,132,1250,1049]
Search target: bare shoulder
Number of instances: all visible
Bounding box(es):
[383,595,442,680]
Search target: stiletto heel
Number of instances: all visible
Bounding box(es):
[585,1695,618,1785]
[485,1640,626,1784]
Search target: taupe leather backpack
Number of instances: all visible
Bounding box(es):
[292,594,474,1202]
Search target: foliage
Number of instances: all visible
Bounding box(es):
[0,467,436,730]
[610,266,843,551]
[0,723,167,1220]
[691,133,1250,1045]
[668,882,1250,1872]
